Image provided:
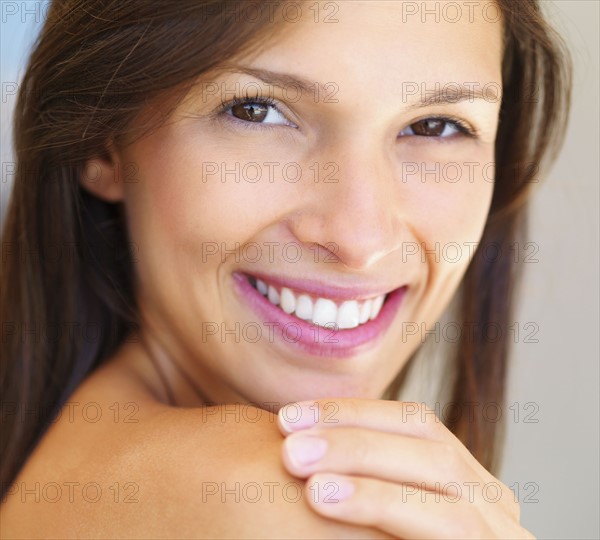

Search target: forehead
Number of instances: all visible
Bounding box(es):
[240,0,504,94]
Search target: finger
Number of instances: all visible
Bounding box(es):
[281,426,486,496]
[278,398,454,442]
[278,398,494,482]
[305,473,530,540]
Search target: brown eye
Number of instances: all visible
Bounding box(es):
[230,102,269,122]
[411,119,446,136]
[399,117,466,138]
[224,98,294,127]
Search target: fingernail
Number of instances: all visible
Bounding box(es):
[310,474,354,503]
[284,434,327,467]
[278,402,318,433]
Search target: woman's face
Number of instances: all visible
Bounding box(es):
[105,1,503,406]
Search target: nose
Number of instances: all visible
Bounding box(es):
[289,138,406,270]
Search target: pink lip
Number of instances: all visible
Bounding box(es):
[233,272,407,358]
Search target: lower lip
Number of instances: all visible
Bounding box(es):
[233,273,407,357]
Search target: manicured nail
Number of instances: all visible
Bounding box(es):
[278,402,318,433]
[284,433,327,467]
[310,474,355,504]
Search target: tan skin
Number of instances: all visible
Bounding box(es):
[1,1,534,538]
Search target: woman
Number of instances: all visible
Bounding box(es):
[0,0,571,537]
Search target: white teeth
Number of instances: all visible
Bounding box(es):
[359,299,373,324]
[295,294,313,320]
[256,279,268,296]
[253,277,387,328]
[280,287,296,314]
[267,285,280,305]
[312,298,338,328]
[370,295,385,320]
[337,301,360,329]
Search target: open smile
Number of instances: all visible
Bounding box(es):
[233,272,407,357]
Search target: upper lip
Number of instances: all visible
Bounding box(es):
[240,271,406,301]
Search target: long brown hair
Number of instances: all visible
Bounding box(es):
[0,0,571,497]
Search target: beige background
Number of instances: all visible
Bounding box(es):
[1,1,598,538]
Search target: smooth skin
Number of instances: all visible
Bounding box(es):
[1,1,534,538]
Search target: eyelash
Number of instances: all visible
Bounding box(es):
[216,95,478,138]
[216,94,293,131]
[403,115,478,139]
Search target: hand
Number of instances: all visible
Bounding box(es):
[277,398,535,539]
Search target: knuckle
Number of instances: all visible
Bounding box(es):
[448,505,490,539]
[437,510,473,538]
[421,403,444,434]
[434,441,466,478]
[400,401,443,434]
[344,428,371,464]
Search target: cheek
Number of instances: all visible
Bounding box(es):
[395,150,495,331]
[431,166,494,241]
[122,128,298,262]
[400,146,496,273]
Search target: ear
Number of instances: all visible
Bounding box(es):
[79,142,125,202]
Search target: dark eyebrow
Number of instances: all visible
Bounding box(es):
[212,65,499,108]
[403,84,501,110]
[215,65,319,94]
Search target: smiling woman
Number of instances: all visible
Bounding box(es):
[0,0,571,538]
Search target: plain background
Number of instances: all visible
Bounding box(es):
[1,1,598,538]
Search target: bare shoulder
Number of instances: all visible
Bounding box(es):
[1,356,386,539]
